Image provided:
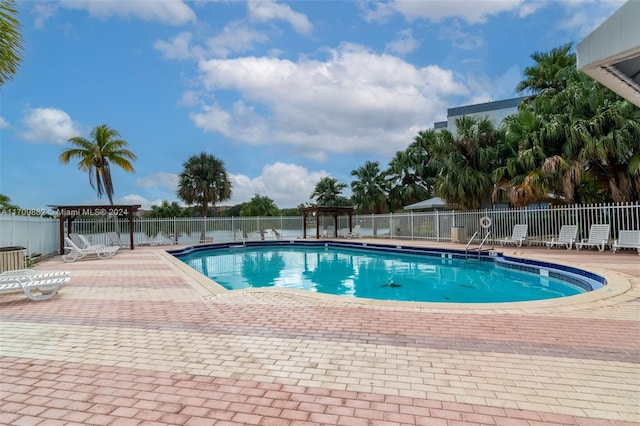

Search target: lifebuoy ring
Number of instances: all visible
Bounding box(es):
[480,216,492,229]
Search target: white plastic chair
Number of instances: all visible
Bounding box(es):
[348,225,362,239]
[107,231,129,248]
[576,224,610,252]
[546,225,578,250]
[500,224,528,247]
[612,230,640,255]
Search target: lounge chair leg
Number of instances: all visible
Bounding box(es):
[20,283,60,301]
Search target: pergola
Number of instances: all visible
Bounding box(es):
[300,206,354,239]
[50,204,142,253]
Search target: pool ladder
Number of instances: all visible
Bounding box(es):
[465,231,491,260]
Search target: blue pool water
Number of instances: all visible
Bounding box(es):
[175,243,597,303]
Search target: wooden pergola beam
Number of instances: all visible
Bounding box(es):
[300,206,354,239]
[49,205,142,254]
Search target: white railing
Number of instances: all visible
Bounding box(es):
[1,202,638,257]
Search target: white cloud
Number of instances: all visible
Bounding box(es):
[228,162,329,207]
[365,0,525,24]
[59,0,196,25]
[154,23,269,61]
[189,101,269,141]
[153,32,198,60]
[190,43,468,158]
[116,194,164,210]
[32,3,58,29]
[247,0,313,35]
[179,91,203,107]
[386,29,420,55]
[440,26,484,50]
[136,173,179,192]
[20,107,81,144]
[0,117,9,129]
[205,22,269,58]
[557,1,623,39]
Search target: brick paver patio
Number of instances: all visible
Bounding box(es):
[1,240,638,425]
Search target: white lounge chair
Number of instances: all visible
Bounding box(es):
[612,230,640,255]
[1,268,70,280]
[348,225,362,239]
[546,225,578,250]
[70,233,97,249]
[323,226,335,238]
[63,236,118,262]
[338,228,350,238]
[576,224,610,252]
[0,271,70,301]
[107,231,129,248]
[500,224,528,247]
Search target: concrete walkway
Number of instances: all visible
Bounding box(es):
[1,241,638,425]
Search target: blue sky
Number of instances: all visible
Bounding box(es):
[0,0,624,211]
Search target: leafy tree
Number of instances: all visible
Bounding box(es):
[146,201,186,218]
[177,152,231,242]
[217,204,243,217]
[350,161,389,214]
[59,124,137,205]
[144,201,189,239]
[240,194,279,216]
[281,206,305,216]
[0,0,23,86]
[310,177,350,206]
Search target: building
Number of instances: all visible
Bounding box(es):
[433,97,524,132]
[576,0,640,107]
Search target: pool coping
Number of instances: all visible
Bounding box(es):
[159,240,634,314]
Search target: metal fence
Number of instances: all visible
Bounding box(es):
[1,202,639,259]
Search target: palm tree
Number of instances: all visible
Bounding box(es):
[310,177,348,207]
[434,116,499,210]
[504,44,640,204]
[517,43,575,97]
[386,130,436,210]
[59,124,137,205]
[177,152,231,242]
[0,0,24,86]
[350,161,389,214]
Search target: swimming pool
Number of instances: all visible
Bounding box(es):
[171,241,605,303]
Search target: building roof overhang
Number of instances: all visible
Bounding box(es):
[577,1,640,107]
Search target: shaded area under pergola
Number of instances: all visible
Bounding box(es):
[50,205,141,253]
[300,206,354,239]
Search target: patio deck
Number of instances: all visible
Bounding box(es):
[1,240,638,425]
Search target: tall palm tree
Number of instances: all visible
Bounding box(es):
[505,44,640,204]
[59,124,137,205]
[517,43,575,97]
[310,177,347,207]
[561,75,640,202]
[434,116,499,210]
[0,0,24,86]
[386,130,436,210]
[177,152,231,242]
[350,161,389,214]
